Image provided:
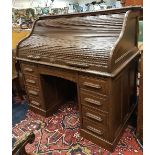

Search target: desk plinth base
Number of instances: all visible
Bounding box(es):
[29,103,62,117]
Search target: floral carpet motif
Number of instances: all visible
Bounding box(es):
[12,103,143,155]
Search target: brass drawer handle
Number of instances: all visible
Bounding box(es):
[83,82,101,89]
[86,126,103,135]
[24,68,33,72]
[84,98,102,106]
[27,55,41,60]
[28,90,38,96]
[86,112,102,122]
[31,100,40,106]
[26,79,36,84]
[65,61,90,68]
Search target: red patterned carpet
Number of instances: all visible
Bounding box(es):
[12,103,143,155]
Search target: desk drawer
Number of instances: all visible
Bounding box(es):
[26,86,40,98]
[28,96,41,107]
[24,74,39,88]
[79,76,109,95]
[80,89,108,112]
[38,65,78,83]
[21,63,37,75]
[82,118,107,139]
[82,105,108,127]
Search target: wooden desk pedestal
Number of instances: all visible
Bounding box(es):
[16,7,142,152]
[20,57,138,151]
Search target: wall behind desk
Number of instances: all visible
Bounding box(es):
[12,30,30,49]
[123,0,143,6]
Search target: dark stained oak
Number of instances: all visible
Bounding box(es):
[15,7,142,152]
[136,51,143,142]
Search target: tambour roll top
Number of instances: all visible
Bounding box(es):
[17,6,142,76]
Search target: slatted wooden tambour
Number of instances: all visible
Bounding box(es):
[16,7,142,151]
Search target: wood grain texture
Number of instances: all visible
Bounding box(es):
[137,52,143,142]
[16,7,142,152]
[17,7,142,75]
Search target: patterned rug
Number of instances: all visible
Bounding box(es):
[12,103,143,155]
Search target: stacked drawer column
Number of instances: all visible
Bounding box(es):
[79,75,111,145]
[20,62,45,115]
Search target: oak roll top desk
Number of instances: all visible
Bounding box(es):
[16,7,142,151]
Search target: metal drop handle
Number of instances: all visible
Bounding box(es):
[84,97,102,106]
[65,61,90,68]
[26,79,36,84]
[83,82,101,89]
[24,68,33,72]
[86,112,102,122]
[86,126,103,135]
[31,100,40,106]
[28,90,38,96]
[27,55,41,60]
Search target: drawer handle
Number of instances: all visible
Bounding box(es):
[26,79,36,84]
[27,55,41,60]
[83,82,101,89]
[86,126,103,135]
[65,61,90,68]
[31,100,40,106]
[28,90,38,96]
[84,98,102,106]
[24,68,33,72]
[86,112,102,122]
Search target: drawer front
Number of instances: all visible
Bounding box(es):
[82,118,107,139]
[21,63,37,75]
[24,74,39,88]
[39,65,78,83]
[79,76,108,95]
[28,96,41,107]
[80,89,108,111]
[26,86,40,98]
[82,105,108,128]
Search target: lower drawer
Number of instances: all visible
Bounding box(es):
[24,74,39,88]
[82,118,107,139]
[26,86,40,98]
[80,89,108,112]
[28,96,41,107]
[82,105,108,128]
